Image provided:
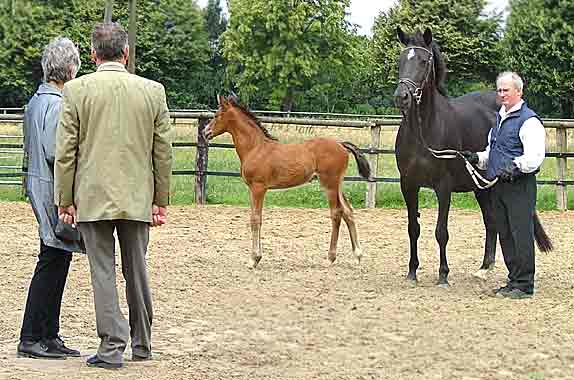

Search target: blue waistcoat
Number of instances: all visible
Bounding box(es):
[486,102,542,180]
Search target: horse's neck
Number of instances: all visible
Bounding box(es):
[228,117,268,162]
[403,89,449,147]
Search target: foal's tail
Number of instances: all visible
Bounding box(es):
[534,211,553,252]
[341,142,372,180]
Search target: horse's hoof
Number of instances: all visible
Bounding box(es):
[328,253,337,264]
[248,256,262,269]
[406,278,417,287]
[436,282,449,289]
[473,269,489,281]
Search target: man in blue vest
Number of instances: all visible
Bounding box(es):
[462,71,546,299]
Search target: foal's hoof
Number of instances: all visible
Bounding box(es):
[436,282,449,289]
[406,277,417,287]
[472,269,489,281]
[328,252,337,265]
[354,249,363,265]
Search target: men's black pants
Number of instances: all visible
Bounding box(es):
[20,241,72,342]
[492,174,537,293]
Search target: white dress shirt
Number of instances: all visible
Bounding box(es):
[477,100,546,173]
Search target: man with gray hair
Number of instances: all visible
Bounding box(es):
[55,22,172,369]
[461,71,546,299]
[18,37,83,359]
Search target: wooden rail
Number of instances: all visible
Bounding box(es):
[1,111,573,210]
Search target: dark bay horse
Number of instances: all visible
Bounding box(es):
[393,27,552,286]
[204,95,372,269]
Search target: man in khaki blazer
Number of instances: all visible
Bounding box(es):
[54,22,172,369]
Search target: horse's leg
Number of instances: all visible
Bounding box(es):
[248,184,267,269]
[320,177,343,264]
[473,189,497,280]
[339,193,362,264]
[433,185,452,287]
[400,179,420,283]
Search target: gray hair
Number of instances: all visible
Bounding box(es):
[41,37,81,83]
[91,22,128,61]
[496,71,524,92]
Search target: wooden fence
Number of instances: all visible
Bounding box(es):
[1,110,573,210]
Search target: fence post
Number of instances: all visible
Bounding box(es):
[366,123,380,208]
[555,126,568,210]
[195,117,209,205]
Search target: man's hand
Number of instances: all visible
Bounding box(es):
[460,151,479,165]
[498,161,522,183]
[151,204,167,227]
[58,205,77,226]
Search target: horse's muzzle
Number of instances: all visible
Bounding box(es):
[394,85,412,112]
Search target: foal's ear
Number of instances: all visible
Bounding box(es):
[217,94,224,106]
[397,26,408,46]
[423,27,433,46]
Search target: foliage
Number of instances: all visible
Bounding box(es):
[501,0,574,118]
[371,0,503,103]
[221,0,356,111]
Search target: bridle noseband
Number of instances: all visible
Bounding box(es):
[398,46,435,105]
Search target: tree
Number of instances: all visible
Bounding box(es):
[371,0,503,105]
[221,0,356,111]
[502,0,574,117]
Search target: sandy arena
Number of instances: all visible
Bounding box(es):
[0,202,573,380]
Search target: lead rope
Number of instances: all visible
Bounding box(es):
[428,148,498,190]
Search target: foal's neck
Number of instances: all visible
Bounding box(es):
[228,112,269,162]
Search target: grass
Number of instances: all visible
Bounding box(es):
[2,121,573,210]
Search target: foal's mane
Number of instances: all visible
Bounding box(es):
[405,31,448,96]
[232,101,278,141]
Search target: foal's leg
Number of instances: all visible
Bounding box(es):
[321,178,343,264]
[473,189,497,280]
[434,185,452,287]
[400,180,420,283]
[339,193,363,264]
[248,184,267,269]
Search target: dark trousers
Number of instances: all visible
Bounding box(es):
[492,174,537,293]
[20,241,73,342]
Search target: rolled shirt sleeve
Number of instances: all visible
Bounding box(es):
[514,117,546,173]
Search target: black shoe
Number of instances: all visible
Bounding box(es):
[492,285,513,296]
[43,337,81,357]
[17,340,66,360]
[86,354,122,369]
[132,353,152,362]
[496,288,533,300]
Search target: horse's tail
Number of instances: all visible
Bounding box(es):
[341,141,372,180]
[534,211,553,252]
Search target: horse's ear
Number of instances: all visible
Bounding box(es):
[423,27,433,46]
[397,26,408,46]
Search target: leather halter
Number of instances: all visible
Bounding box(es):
[398,46,435,105]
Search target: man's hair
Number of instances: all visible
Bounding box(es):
[91,22,128,61]
[41,37,81,83]
[496,71,524,92]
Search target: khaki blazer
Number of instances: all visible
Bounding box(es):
[54,62,172,223]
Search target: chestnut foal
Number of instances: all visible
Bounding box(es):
[205,95,371,269]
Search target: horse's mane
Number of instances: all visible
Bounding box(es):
[407,31,448,96]
[232,101,278,141]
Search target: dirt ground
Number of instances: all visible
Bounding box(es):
[0,202,573,380]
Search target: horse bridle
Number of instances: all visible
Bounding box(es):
[397,45,498,190]
[398,46,435,105]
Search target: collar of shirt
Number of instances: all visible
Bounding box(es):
[499,99,524,120]
[97,61,128,72]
